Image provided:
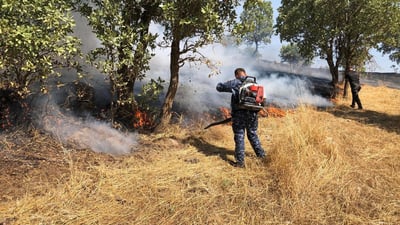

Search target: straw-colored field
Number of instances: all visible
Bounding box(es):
[0,85,399,225]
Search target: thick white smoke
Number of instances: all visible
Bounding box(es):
[27,14,138,156]
[147,41,333,114]
[256,73,333,108]
[33,97,137,155]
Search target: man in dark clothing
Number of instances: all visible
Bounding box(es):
[345,68,363,109]
[216,68,266,168]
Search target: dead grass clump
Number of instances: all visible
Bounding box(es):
[267,105,400,224]
[359,85,400,114]
[0,148,276,224]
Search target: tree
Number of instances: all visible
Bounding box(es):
[234,0,274,56]
[276,0,343,96]
[379,45,400,69]
[77,0,161,126]
[276,0,399,97]
[155,0,238,131]
[377,5,400,69]
[340,0,399,97]
[0,0,81,96]
[280,43,311,71]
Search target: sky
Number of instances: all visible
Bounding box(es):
[260,0,397,73]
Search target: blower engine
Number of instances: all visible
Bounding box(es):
[238,76,265,111]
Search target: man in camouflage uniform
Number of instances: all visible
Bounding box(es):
[216,68,266,168]
[345,67,363,110]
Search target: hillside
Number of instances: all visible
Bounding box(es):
[0,85,399,225]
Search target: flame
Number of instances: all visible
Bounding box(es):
[218,106,287,118]
[219,107,231,119]
[133,109,153,129]
[265,106,287,118]
[258,106,288,118]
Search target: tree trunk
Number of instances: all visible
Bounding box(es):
[342,65,351,98]
[253,40,259,56]
[155,37,180,132]
[326,54,340,99]
[343,79,349,98]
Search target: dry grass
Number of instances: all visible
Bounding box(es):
[0,85,399,225]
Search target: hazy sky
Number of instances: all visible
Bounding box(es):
[261,0,397,73]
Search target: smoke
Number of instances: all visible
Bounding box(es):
[146,42,333,116]
[256,73,333,108]
[32,96,137,155]
[28,16,333,154]
[26,13,137,156]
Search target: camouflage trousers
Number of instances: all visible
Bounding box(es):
[231,110,265,164]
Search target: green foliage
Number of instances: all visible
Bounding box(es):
[137,78,164,109]
[234,0,274,55]
[160,0,238,57]
[277,0,343,68]
[377,2,400,66]
[0,0,81,96]
[280,43,311,66]
[136,77,165,124]
[276,0,399,75]
[77,0,160,122]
